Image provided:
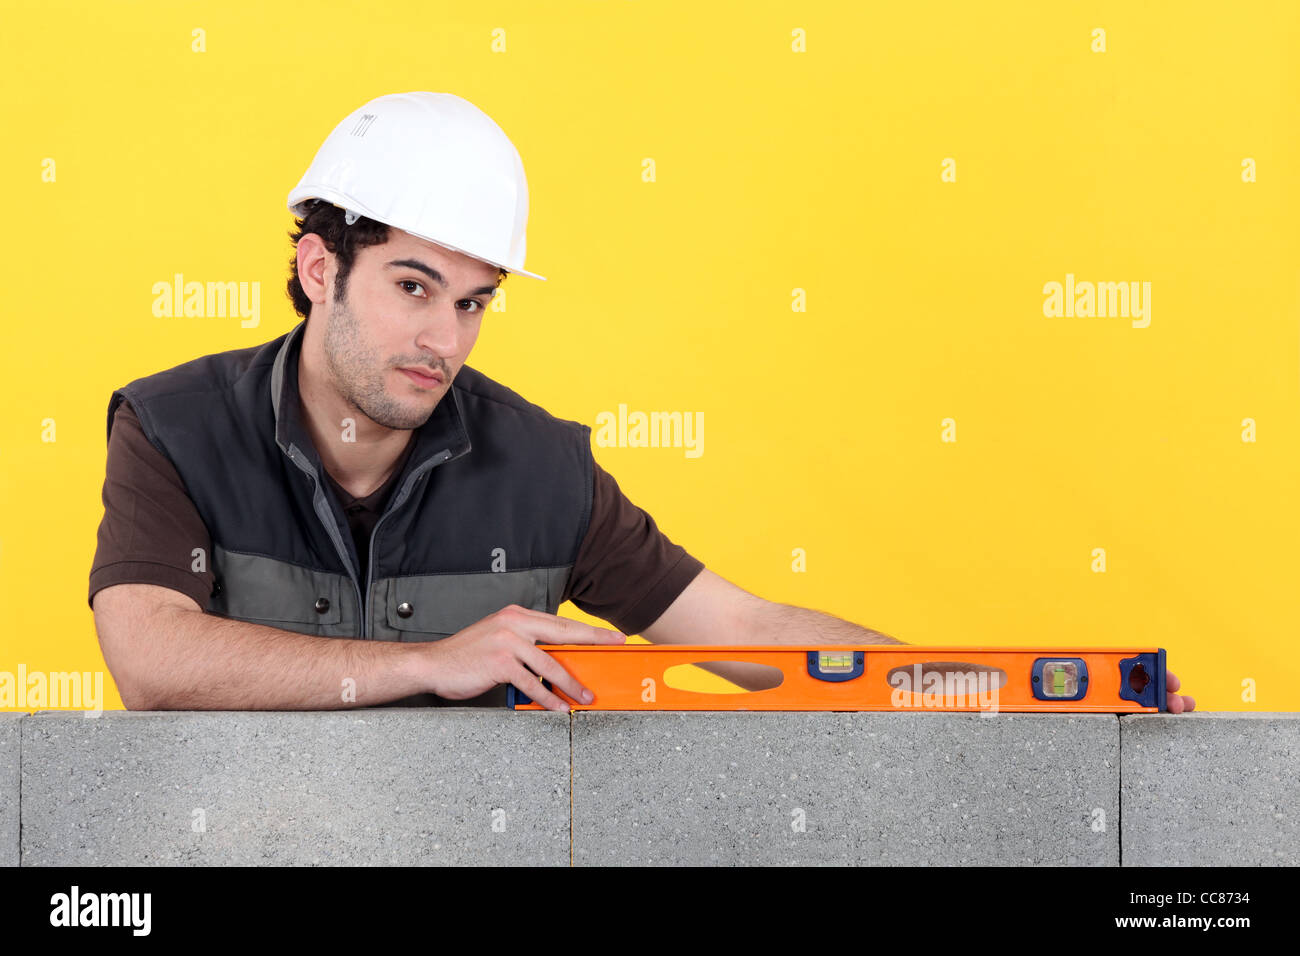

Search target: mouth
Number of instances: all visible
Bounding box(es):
[398,366,445,389]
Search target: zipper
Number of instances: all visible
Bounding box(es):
[285,445,365,635]
[289,443,456,639]
[361,449,453,638]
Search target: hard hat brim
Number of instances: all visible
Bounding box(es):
[287,193,547,282]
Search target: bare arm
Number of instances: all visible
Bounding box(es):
[94,584,626,711]
[741,600,906,646]
[640,569,905,646]
[639,568,905,690]
[93,583,431,710]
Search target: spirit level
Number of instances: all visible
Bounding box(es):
[507,645,1167,712]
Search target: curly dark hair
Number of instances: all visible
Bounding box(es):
[285,199,506,320]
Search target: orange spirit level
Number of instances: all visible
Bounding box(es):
[507,646,1167,712]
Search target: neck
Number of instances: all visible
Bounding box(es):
[296,340,412,499]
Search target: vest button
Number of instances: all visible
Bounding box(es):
[212,579,223,597]
[314,597,331,614]
[396,601,414,618]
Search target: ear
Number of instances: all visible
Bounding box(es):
[296,232,332,306]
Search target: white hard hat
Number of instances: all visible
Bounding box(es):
[287,91,546,281]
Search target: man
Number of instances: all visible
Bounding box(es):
[88,92,1195,714]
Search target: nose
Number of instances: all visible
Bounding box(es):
[412,303,461,359]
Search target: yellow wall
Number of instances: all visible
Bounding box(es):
[2,1,1296,711]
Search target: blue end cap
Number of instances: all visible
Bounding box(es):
[1156,648,1167,713]
[507,679,552,709]
[1118,653,1162,709]
[506,685,530,708]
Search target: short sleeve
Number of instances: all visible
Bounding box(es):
[87,400,215,612]
[561,459,705,635]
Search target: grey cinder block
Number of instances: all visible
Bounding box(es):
[572,712,1119,866]
[20,710,569,866]
[0,716,19,867]
[1120,713,1300,866]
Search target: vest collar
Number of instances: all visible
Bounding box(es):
[269,319,472,476]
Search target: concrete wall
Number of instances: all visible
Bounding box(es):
[572,712,1119,865]
[2,710,1296,865]
[19,710,569,866]
[1121,714,1300,866]
[0,716,18,867]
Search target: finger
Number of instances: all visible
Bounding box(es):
[521,643,594,706]
[1166,691,1185,714]
[511,665,573,713]
[1182,695,1195,712]
[520,608,626,644]
[1166,671,1181,693]
[506,607,626,645]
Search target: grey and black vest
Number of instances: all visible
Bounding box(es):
[106,319,593,706]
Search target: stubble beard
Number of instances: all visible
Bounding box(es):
[322,286,435,432]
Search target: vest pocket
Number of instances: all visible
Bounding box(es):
[383,570,551,641]
[211,547,345,628]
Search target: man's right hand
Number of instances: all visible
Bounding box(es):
[424,604,626,711]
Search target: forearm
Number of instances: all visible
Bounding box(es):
[696,602,905,690]
[115,608,432,710]
[746,602,906,646]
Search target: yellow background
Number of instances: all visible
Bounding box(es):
[1,1,1296,711]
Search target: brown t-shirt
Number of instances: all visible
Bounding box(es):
[88,401,704,636]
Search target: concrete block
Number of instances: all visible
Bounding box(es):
[0,715,19,867]
[1120,713,1300,866]
[20,710,569,866]
[573,712,1119,865]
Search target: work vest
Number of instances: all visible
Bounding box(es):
[106,319,594,706]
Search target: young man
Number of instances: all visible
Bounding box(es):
[88,92,1194,714]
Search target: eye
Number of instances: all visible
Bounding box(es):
[457,299,486,314]
[398,279,426,298]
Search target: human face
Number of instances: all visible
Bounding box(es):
[320,233,501,431]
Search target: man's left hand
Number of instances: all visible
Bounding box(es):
[1166,669,1195,713]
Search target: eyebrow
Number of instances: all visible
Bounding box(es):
[384,258,499,297]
